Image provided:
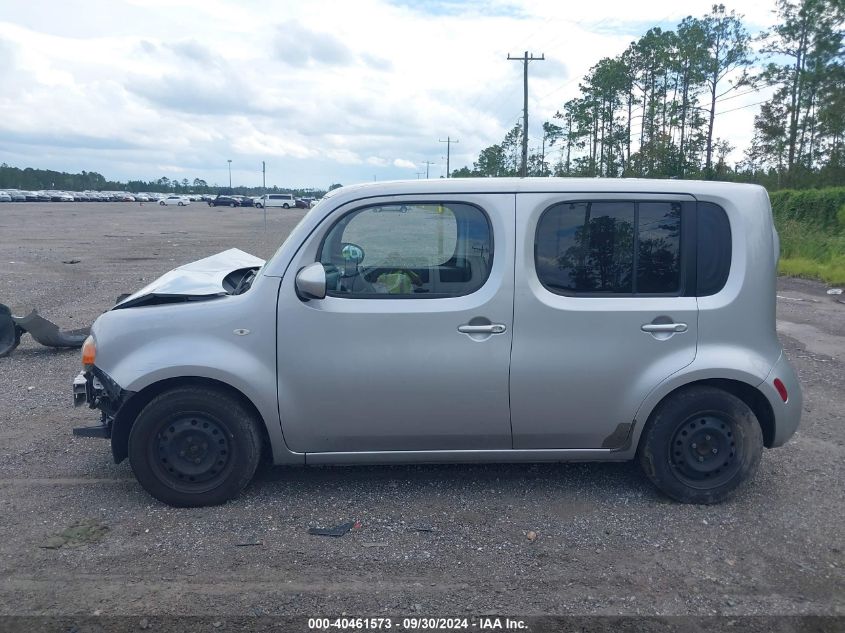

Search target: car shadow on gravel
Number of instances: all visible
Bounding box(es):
[250,460,662,503]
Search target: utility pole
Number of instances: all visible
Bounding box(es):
[507,51,544,177]
[422,161,435,179]
[227,159,232,188]
[261,161,266,232]
[438,137,459,178]
[415,172,425,179]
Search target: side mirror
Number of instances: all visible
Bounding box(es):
[295,262,327,300]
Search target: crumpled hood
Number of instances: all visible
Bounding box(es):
[113,248,265,309]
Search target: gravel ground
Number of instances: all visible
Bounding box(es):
[0,202,842,618]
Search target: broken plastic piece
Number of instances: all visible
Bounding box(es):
[308,521,355,537]
[12,310,89,348]
[0,304,22,358]
[0,302,89,356]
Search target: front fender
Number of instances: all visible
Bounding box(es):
[89,285,301,464]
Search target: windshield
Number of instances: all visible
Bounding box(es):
[262,197,332,274]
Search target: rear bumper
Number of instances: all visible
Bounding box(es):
[760,352,803,447]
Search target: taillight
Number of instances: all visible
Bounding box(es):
[773,378,788,403]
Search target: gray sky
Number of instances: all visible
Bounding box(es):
[0,0,776,189]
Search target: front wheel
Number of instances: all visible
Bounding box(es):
[638,385,763,504]
[128,386,263,507]
[229,202,235,207]
[159,201,165,206]
[255,203,263,208]
[178,202,184,206]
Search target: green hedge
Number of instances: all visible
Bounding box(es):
[769,188,845,285]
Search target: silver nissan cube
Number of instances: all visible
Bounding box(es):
[72,178,802,507]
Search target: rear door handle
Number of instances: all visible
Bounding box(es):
[641,322,688,333]
[458,323,507,334]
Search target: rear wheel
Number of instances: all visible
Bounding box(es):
[128,386,263,507]
[229,202,236,207]
[159,201,165,206]
[283,203,290,209]
[638,386,763,504]
[178,202,184,206]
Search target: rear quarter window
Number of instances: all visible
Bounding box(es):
[696,202,732,296]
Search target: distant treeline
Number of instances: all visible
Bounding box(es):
[453,0,844,190]
[0,164,335,198]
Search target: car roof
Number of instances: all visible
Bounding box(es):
[323,177,767,200]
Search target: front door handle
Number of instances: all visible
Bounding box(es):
[458,323,507,334]
[641,322,688,333]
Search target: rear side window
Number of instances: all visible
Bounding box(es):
[696,202,732,296]
[319,202,492,298]
[535,201,682,295]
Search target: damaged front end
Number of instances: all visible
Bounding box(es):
[69,248,264,453]
[72,366,134,439]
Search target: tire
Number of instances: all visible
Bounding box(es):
[178,202,184,206]
[283,203,290,209]
[256,203,263,208]
[208,202,213,207]
[128,386,263,507]
[159,201,165,206]
[637,385,763,504]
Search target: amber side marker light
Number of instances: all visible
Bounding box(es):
[773,378,788,403]
[81,336,96,368]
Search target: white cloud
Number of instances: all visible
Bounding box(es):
[393,158,417,169]
[0,0,776,186]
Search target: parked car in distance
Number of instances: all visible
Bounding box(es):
[233,195,254,207]
[255,193,295,209]
[159,195,190,206]
[72,178,802,508]
[294,198,310,209]
[4,190,26,201]
[46,191,74,202]
[208,195,240,208]
[0,191,11,202]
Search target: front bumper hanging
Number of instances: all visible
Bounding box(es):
[72,370,112,438]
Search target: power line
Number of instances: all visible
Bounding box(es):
[508,51,545,177]
[438,137,460,178]
[421,160,435,179]
[716,100,768,116]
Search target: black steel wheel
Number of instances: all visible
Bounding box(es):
[669,413,741,488]
[149,414,234,494]
[129,385,262,507]
[638,385,763,504]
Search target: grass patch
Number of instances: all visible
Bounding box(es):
[771,188,845,286]
[779,256,845,285]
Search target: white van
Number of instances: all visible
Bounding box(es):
[255,194,295,209]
